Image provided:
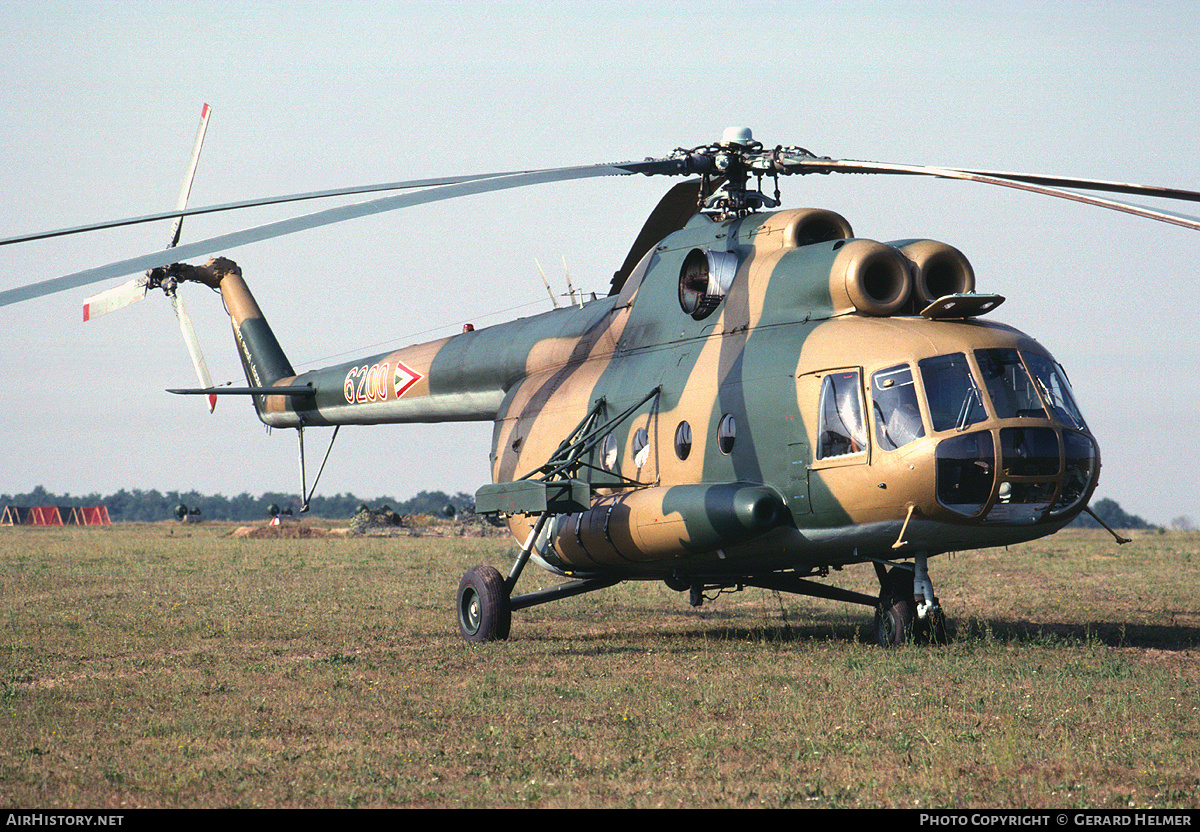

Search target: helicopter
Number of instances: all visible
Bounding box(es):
[3,121,1199,648]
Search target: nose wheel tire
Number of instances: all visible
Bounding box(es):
[457,565,511,642]
[874,565,948,647]
[875,595,915,648]
[915,607,948,645]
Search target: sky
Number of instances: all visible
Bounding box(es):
[1,1,1198,526]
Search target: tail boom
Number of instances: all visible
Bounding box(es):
[189,257,623,431]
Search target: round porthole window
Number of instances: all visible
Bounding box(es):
[601,433,618,471]
[717,413,737,455]
[632,428,649,469]
[674,421,692,460]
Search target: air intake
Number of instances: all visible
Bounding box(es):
[829,240,912,316]
[894,239,976,307]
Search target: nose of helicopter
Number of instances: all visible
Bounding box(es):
[934,425,1099,524]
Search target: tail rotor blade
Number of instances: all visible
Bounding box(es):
[84,105,217,412]
[170,290,217,413]
[169,104,216,412]
[82,276,149,321]
[169,103,212,249]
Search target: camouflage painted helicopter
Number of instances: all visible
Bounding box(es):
[4,122,1200,647]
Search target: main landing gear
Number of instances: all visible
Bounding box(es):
[455,561,621,642]
[455,519,949,649]
[456,515,619,642]
[873,552,947,648]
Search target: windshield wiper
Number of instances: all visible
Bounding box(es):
[956,384,982,431]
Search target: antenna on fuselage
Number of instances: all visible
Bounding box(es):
[564,257,582,308]
[535,260,561,309]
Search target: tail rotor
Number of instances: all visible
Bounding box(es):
[82,274,149,321]
[82,103,217,412]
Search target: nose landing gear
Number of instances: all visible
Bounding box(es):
[873,552,947,648]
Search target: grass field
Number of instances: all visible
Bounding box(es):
[1,522,1197,809]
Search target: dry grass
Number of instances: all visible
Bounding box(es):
[1,523,1197,808]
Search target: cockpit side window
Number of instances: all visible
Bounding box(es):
[919,353,987,432]
[872,364,925,451]
[817,371,867,460]
[975,349,1047,420]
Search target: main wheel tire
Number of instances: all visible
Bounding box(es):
[457,565,511,642]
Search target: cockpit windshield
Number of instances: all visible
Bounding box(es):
[1022,352,1087,430]
[918,353,987,432]
[975,349,1046,420]
[915,349,1088,432]
[909,348,1096,522]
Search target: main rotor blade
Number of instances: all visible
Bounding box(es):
[0,159,677,308]
[0,169,608,248]
[949,167,1200,204]
[783,157,1200,231]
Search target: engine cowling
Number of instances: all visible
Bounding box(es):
[828,239,913,316]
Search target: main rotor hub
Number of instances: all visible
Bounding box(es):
[670,128,830,219]
[719,126,758,148]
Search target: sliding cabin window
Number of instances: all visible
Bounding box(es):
[871,364,925,451]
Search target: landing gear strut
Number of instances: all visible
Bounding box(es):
[456,514,546,642]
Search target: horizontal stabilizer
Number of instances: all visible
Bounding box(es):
[167,385,315,397]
